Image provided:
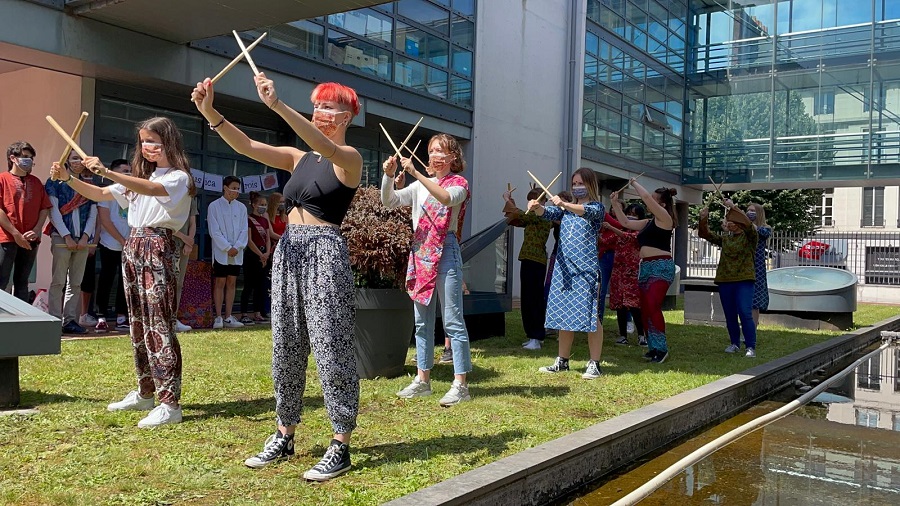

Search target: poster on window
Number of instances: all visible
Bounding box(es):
[203,173,223,192]
[261,172,279,191]
[242,175,262,194]
[190,169,205,189]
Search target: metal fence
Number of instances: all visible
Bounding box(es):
[687,230,900,286]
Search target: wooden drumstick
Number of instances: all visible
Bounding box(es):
[57,112,89,167]
[233,30,261,75]
[211,32,267,84]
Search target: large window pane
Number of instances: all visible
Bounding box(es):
[328,8,392,45]
[451,15,474,47]
[398,0,450,35]
[396,57,448,98]
[396,22,449,66]
[265,21,325,58]
[327,30,392,79]
[453,0,475,17]
[452,47,473,76]
[450,76,472,105]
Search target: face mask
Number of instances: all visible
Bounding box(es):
[312,108,347,137]
[16,157,33,172]
[224,187,240,198]
[571,186,588,199]
[429,152,454,171]
[747,211,757,221]
[277,204,285,212]
[141,142,163,162]
[256,206,267,215]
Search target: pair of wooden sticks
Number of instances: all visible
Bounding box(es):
[379,118,427,170]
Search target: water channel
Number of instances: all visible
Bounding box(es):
[567,344,900,505]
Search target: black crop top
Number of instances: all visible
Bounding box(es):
[282,152,358,225]
[636,218,672,252]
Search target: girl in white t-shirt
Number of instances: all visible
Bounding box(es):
[50,117,195,428]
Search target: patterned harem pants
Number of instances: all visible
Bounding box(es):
[123,227,182,405]
[271,224,359,434]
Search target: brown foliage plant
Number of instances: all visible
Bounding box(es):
[340,186,414,289]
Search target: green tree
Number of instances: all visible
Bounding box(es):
[688,188,823,236]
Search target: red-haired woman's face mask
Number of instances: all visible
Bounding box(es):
[312,104,349,137]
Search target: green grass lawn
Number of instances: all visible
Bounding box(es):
[1,304,896,506]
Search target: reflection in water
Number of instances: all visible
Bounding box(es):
[571,349,900,506]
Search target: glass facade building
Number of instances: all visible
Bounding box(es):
[582,0,900,188]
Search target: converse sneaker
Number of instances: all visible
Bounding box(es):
[397,377,432,398]
[244,431,295,468]
[303,440,351,481]
[174,320,192,332]
[213,316,224,329]
[615,336,629,345]
[522,338,542,350]
[724,344,740,353]
[239,316,256,325]
[745,348,756,358]
[582,360,603,380]
[439,380,472,406]
[438,346,453,364]
[626,320,636,335]
[95,318,109,332]
[79,313,98,327]
[107,390,154,412]
[62,320,87,334]
[223,316,244,328]
[638,336,648,347]
[539,356,570,373]
[643,350,655,360]
[116,316,129,330]
[137,403,182,428]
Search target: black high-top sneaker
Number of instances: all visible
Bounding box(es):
[244,431,295,468]
[303,439,351,481]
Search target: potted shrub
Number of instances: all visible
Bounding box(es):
[341,186,414,379]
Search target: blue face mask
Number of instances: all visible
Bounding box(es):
[571,186,588,199]
[17,157,34,172]
[747,211,757,221]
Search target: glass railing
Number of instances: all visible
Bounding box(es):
[684,130,900,184]
[459,218,513,314]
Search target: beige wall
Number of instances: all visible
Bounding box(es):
[0,67,88,295]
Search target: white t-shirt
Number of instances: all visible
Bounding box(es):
[380,174,467,232]
[97,199,132,251]
[108,168,192,230]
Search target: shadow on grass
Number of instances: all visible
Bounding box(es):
[401,363,501,383]
[184,395,323,422]
[475,385,571,398]
[342,429,529,470]
[18,390,105,407]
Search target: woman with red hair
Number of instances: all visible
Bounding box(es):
[192,75,361,481]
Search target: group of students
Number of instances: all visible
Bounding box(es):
[501,172,678,378]
[501,172,772,377]
[3,70,476,483]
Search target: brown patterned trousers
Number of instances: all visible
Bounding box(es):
[123,227,182,405]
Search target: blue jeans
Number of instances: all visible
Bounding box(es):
[414,236,472,375]
[598,250,614,318]
[718,281,756,349]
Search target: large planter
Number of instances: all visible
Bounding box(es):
[354,288,414,380]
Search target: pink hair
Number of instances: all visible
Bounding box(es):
[310,82,360,116]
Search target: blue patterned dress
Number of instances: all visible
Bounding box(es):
[752,226,771,310]
[542,202,605,332]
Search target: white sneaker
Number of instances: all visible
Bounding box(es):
[137,403,182,428]
[213,316,224,329]
[107,390,154,412]
[745,348,756,358]
[725,344,740,353]
[522,338,542,350]
[223,316,244,328]
[79,313,98,327]
[397,377,432,398]
[175,320,192,332]
[439,380,472,406]
[626,320,636,335]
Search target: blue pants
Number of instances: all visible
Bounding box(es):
[413,236,473,375]
[718,281,757,349]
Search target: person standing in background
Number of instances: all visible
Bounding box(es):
[46,151,97,334]
[207,175,247,329]
[0,141,51,302]
[95,159,132,331]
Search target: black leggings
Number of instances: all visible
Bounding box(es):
[241,252,270,314]
[97,245,126,317]
[616,307,644,337]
